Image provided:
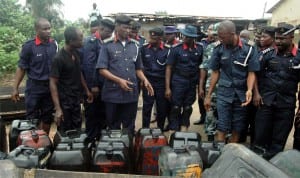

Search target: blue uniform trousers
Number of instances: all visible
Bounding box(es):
[169,74,197,130]
[255,105,294,155]
[84,94,106,140]
[142,77,170,130]
[25,79,53,124]
[105,102,137,134]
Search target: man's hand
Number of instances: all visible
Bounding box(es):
[86,90,94,103]
[253,91,263,107]
[199,86,205,99]
[241,90,252,107]
[143,79,154,96]
[165,88,172,101]
[118,79,134,92]
[54,108,64,127]
[11,88,20,102]
[204,96,212,111]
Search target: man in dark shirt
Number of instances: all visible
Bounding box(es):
[12,18,58,134]
[50,26,93,132]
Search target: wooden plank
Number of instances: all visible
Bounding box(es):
[34,169,173,178]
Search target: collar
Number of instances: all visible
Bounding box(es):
[94,31,101,39]
[183,42,197,50]
[147,42,164,49]
[135,35,140,40]
[35,36,52,45]
[114,35,130,43]
[291,44,297,56]
[172,39,179,45]
[237,37,243,48]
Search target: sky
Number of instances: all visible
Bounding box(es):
[18,0,280,21]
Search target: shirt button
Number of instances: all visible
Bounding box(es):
[126,68,129,71]
[125,58,128,61]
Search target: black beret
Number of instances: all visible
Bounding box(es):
[100,19,115,30]
[131,21,141,30]
[275,23,294,34]
[90,20,100,28]
[261,26,276,37]
[149,27,164,36]
[115,15,132,25]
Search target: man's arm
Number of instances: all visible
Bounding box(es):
[241,71,256,106]
[204,70,220,110]
[199,69,207,99]
[165,65,172,100]
[49,77,63,126]
[11,67,25,102]
[81,72,93,103]
[136,69,154,96]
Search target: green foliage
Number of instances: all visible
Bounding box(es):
[0,50,19,76]
[0,26,26,53]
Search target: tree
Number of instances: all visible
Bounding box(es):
[25,0,63,20]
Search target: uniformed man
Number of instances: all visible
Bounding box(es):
[96,15,154,134]
[164,25,179,46]
[204,20,260,143]
[82,19,114,141]
[254,23,300,159]
[11,18,58,134]
[254,27,263,51]
[129,21,146,47]
[50,27,93,132]
[165,25,203,132]
[199,23,219,141]
[140,27,171,130]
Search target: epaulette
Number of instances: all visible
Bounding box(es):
[213,41,221,47]
[246,40,255,46]
[103,37,114,44]
[196,42,203,46]
[143,42,149,47]
[89,36,97,42]
[172,42,183,48]
[130,38,139,44]
[261,47,275,55]
[164,44,171,48]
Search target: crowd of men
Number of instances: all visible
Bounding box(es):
[11,14,300,160]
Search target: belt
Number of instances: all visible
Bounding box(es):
[175,70,197,78]
[29,79,49,85]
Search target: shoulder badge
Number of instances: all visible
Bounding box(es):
[143,42,149,47]
[130,38,139,44]
[164,44,171,48]
[262,47,275,55]
[103,37,114,44]
[247,40,255,46]
[172,42,183,48]
[90,36,97,42]
[196,42,203,46]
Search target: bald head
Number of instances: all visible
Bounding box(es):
[240,29,251,41]
[34,18,50,30]
[218,20,236,34]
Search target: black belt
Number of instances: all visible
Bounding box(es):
[29,79,49,85]
[175,70,197,78]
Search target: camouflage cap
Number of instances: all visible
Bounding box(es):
[211,23,220,34]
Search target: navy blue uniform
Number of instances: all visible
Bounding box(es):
[210,39,260,133]
[141,42,171,129]
[82,32,106,140]
[18,37,57,124]
[96,38,142,133]
[51,48,83,131]
[167,42,203,130]
[255,45,300,156]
